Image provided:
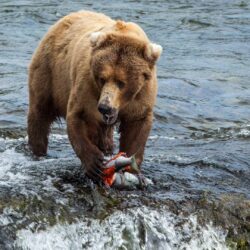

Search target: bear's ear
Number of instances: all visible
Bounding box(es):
[144,43,163,63]
[90,31,107,47]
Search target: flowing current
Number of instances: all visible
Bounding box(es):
[0,0,249,249]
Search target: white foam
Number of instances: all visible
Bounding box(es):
[49,134,69,141]
[0,148,30,185]
[0,207,22,226]
[149,135,180,140]
[0,136,74,196]
[15,207,228,250]
[238,128,250,136]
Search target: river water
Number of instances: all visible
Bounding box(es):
[0,0,249,249]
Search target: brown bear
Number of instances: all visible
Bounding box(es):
[27,11,162,180]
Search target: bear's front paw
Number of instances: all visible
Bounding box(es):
[84,149,104,181]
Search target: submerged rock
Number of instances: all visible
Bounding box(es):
[195,194,250,249]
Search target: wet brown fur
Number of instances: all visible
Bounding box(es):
[27,11,161,179]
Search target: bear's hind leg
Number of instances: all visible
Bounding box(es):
[28,105,55,156]
[27,65,55,156]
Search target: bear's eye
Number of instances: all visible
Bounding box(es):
[143,72,151,81]
[99,77,106,85]
[117,80,125,89]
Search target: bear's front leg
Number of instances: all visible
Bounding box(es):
[67,113,104,180]
[119,112,153,168]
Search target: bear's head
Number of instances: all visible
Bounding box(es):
[90,23,162,125]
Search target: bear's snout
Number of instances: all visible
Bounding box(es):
[98,103,118,125]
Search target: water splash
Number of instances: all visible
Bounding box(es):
[15,206,228,250]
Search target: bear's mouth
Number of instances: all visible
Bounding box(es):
[102,112,118,125]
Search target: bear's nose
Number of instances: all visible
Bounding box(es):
[98,103,113,115]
